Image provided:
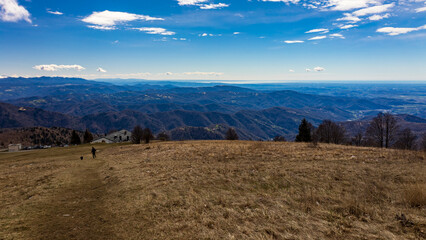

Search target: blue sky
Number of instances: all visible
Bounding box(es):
[0,0,426,82]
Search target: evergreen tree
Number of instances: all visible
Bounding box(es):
[131,125,144,144]
[70,130,81,145]
[225,128,239,140]
[83,129,94,144]
[295,118,312,142]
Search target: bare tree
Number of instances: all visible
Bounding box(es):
[315,120,346,144]
[384,113,398,148]
[352,131,364,146]
[366,113,398,148]
[143,128,154,144]
[366,113,385,148]
[131,125,143,144]
[421,133,426,152]
[394,128,417,150]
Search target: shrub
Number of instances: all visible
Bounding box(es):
[157,132,170,141]
[273,135,286,142]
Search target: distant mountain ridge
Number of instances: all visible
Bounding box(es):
[7,81,388,121]
[1,77,425,141]
[2,101,425,140]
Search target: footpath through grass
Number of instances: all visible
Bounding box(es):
[0,143,121,240]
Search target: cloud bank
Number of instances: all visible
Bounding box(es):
[33,64,85,71]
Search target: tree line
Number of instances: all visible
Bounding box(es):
[292,112,426,151]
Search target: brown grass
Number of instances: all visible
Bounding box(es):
[0,141,425,239]
[404,184,426,208]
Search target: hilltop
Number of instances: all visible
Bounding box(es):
[1,141,424,239]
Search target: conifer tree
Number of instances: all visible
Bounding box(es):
[70,130,81,145]
[295,118,312,142]
[83,129,94,144]
[225,128,239,140]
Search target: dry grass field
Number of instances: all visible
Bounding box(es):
[0,141,425,239]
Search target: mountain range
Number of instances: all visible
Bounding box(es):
[1,77,425,141]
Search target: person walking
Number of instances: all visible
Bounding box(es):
[91,147,97,159]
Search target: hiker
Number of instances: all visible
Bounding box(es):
[91,147,97,159]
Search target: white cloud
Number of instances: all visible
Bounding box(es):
[337,13,361,22]
[340,24,358,29]
[352,3,394,16]
[314,66,325,72]
[377,25,426,36]
[368,13,390,21]
[82,10,163,29]
[416,6,426,12]
[260,0,395,14]
[284,40,304,43]
[33,64,85,72]
[305,28,329,33]
[199,3,229,9]
[308,35,327,40]
[47,10,63,15]
[133,27,175,35]
[0,0,31,23]
[305,68,312,72]
[289,69,295,73]
[177,0,229,9]
[199,33,221,37]
[327,0,382,11]
[330,33,345,39]
[88,25,116,30]
[97,67,107,73]
[233,32,240,35]
[177,0,208,6]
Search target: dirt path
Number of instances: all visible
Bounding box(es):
[4,147,119,240]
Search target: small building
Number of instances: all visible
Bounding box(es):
[8,144,22,152]
[91,130,131,144]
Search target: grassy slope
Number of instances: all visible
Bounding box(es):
[0,141,425,239]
